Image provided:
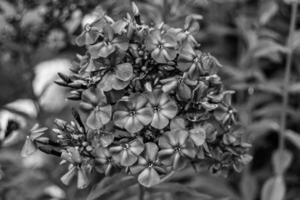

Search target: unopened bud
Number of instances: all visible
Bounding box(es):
[61,166,76,185]
[54,119,67,129]
[131,2,139,16]
[77,167,89,189]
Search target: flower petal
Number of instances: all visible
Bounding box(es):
[98,73,113,91]
[100,134,114,147]
[170,117,186,130]
[151,48,168,63]
[115,63,133,81]
[125,116,144,133]
[113,36,129,52]
[177,82,192,101]
[151,112,169,129]
[145,29,161,51]
[158,135,172,149]
[89,42,115,58]
[134,95,148,109]
[189,126,206,146]
[121,150,138,166]
[161,78,177,93]
[158,149,174,165]
[181,145,196,158]
[113,111,130,128]
[160,100,178,119]
[138,167,160,187]
[98,105,112,122]
[136,107,153,125]
[130,164,145,175]
[111,75,130,90]
[167,130,188,146]
[130,139,145,155]
[144,142,158,161]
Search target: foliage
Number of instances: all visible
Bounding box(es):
[1,0,300,200]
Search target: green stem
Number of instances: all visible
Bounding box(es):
[139,184,145,200]
[279,2,298,166]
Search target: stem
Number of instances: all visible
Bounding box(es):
[279,2,298,164]
[139,184,145,200]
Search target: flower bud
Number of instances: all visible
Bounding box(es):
[77,167,89,189]
[21,136,37,157]
[131,2,139,16]
[61,166,76,185]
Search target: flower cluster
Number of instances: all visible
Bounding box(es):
[24,3,251,188]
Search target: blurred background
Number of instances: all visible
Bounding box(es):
[1,0,300,199]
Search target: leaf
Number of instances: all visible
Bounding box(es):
[240,172,257,200]
[261,176,285,200]
[256,82,282,95]
[272,150,293,175]
[87,175,137,200]
[259,1,278,25]
[149,182,213,200]
[291,31,300,50]
[285,130,300,149]
[284,0,300,4]
[247,119,279,140]
[288,82,300,93]
[138,167,161,187]
[253,40,288,59]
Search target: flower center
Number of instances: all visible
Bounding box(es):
[96,105,102,111]
[193,56,200,63]
[129,110,136,116]
[84,24,91,32]
[174,145,182,152]
[157,41,164,49]
[177,77,184,84]
[148,161,154,168]
[123,143,130,150]
[153,105,161,112]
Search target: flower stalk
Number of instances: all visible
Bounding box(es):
[279,1,298,165]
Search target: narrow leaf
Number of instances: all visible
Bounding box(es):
[261,176,285,200]
[87,175,137,200]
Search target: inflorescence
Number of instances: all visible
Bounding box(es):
[22,2,251,188]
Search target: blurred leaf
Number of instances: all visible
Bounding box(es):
[261,176,285,200]
[253,40,288,59]
[149,182,213,200]
[291,31,300,50]
[256,82,282,95]
[240,171,257,200]
[247,119,279,140]
[0,1,16,17]
[87,175,137,200]
[272,150,293,175]
[259,1,278,25]
[285,130,300,149]
[20,8,43,27]
[252,103,296,118]
[5,99,38,118]
[288,82,300,93]
[284,0,300,4]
